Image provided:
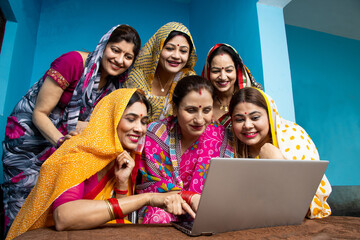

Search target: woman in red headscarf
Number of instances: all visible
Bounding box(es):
[201,43,262,128]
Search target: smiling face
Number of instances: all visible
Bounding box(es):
[117,101,148,152]
[231,102,271,152]
[101,40,135,78]
[209,53,237,94]
[175,89,213,143]
[158,35,190,75]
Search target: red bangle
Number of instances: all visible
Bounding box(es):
[114,188,128,195]
[108,198,126,219]
[178,191,197,206]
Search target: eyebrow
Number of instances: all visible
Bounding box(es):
[166,43,189,49]
[125,113,148,118]
[111,45,134,56]
[233,111,261,117]
[211,65,235,70]
[184,105,212,109]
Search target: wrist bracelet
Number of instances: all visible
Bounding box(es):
[108,198,126,219]
[105,199,115,220]
[114,188,128,195]
[178,191,197,206]
[56,136,65,149]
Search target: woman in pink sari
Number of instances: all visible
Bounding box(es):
[137,75,234,223]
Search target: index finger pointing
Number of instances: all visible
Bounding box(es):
[181,202,196,219]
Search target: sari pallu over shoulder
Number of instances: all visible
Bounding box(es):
[7,88,138,240]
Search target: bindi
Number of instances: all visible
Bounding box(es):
[177,44,179,46]
[199,105,202,108]
[140,114,143,117]
[244,112,247,115]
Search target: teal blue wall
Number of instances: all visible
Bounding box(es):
[286,25,360,186]
[0,0,42,182]
[189,0,263,85]
[31,0,190,85]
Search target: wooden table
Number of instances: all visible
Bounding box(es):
[14,216,360,239]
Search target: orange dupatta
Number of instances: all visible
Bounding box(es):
[7,88,138,240]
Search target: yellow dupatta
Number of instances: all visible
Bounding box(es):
[124,22,197,122]
[257,88,332,219]
[7,88,138,240]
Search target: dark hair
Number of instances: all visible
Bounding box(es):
[164,30,193,56]
[229,87,269,158]
[208,45,243,87]
[229,87,268,117]
[126,89,152,115]
[108,25,141,60]
[172,75,214,109]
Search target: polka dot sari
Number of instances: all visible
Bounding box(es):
[259,88,332,219]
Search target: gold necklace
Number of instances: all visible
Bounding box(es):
[216,96,229,112]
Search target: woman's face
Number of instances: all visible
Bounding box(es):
[117,101,148,152]
[209,53,236,94]
[231,102,270,150]
[101,40,135,78]
[158,35,190,75]
[175,89,213,142]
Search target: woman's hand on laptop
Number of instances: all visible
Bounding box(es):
[149,192,196,218]
[259,143,285,159]
[190,194,200,212]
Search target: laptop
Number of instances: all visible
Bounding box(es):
[171,158,329,236]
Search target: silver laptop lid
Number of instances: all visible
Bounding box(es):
[191,158,328,235]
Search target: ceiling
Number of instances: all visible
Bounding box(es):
[284,0,360,41]
[173,0,360,41]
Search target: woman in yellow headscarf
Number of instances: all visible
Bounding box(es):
[124,22,197,122]
[229,87,332,219]
[7,89,193,240]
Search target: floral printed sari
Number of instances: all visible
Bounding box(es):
[137,116,234,223]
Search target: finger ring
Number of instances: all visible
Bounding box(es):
[126,160,129,164]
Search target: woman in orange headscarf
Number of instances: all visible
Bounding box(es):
[7,89,193,240]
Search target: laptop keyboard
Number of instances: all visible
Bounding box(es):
[171,221,194,235]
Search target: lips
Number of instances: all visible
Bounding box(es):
[242,132,259,138]
[190,125,203,131]
[167,60,181,67]
[128,134,140,143]
[110,61,122,71]
[216,81,230,87]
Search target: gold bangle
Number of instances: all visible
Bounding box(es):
[105,199,115,220]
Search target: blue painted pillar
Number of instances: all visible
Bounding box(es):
[0,22,17,115]
[257,2,295,121]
